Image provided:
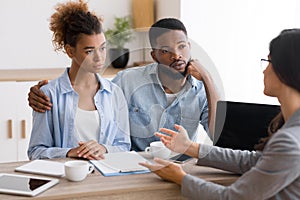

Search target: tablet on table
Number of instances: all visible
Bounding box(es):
[0,173,59,197]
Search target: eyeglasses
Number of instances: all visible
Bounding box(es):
[260,58,272,70]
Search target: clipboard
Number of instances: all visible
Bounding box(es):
[90,151,150,176]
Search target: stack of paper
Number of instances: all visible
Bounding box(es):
[90,151,150,176]
[15,160,65,177]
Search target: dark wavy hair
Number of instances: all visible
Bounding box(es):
[255,29,300,150]
[148,18,187,49]
[50,0,103,52]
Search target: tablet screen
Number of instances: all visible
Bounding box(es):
[0,173,59,196]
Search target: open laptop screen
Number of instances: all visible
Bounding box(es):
[213,101,281,151]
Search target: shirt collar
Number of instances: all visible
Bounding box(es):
[60,68,73,94]
[187,75,198,88]
[59,68,112,94]
[97,74,112,93]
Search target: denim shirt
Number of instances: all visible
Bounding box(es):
[112,63,209,151]
[28,68,131,160]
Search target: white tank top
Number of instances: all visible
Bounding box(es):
[165,81,188,106]
[74,107,100,142]
[166,93,178,105]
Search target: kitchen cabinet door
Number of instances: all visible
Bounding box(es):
[0,81,35,163]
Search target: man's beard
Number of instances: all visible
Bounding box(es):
[157,63,186,80]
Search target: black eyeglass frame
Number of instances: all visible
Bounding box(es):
[260,58,272,70]
[260,58,272,63]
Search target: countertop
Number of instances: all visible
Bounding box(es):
[0,66,125,82]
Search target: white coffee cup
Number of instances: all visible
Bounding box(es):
[145,141,171,159]
[64,160,94,182]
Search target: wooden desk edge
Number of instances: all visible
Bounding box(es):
[0,158,239,199]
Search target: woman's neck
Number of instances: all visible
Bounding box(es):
[68,65,100,111]
[69,66,98,87]
[278,87,300,121]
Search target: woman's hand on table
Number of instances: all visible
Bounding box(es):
[67,140,106,160]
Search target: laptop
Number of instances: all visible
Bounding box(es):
[213,101,281,151]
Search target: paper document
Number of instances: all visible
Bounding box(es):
[90,151,150,176]
[15,160,65,177]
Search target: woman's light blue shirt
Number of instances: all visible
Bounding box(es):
[28,68,131,160]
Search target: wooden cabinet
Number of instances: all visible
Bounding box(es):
[0,81,36,163]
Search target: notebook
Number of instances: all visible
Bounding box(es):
[15,160,65,177]
[213,100,281,151]
[90,151,150,176]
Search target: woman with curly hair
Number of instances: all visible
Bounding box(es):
[141,29,300,199]
[28,0,130,160]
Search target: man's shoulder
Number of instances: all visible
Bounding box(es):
[100,76,123,93]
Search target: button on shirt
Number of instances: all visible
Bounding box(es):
[28,68,131,160]
[112,63,209,151]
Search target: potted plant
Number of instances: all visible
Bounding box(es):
[105,16,133,68]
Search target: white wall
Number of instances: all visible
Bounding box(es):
[0,0,66,69]
[180,0,299,104]
[155,0,181,20]
[1,0,299,105]
[0,0,143,69]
